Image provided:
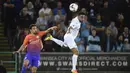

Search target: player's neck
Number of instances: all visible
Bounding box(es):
[31,33,37,36]
[77,16,81,23]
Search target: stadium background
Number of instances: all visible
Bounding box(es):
[0,0,130,73]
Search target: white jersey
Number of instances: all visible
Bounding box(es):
[65,16,81,39]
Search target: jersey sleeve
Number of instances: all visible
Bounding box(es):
[38,31,47,37]
[23,36,29,46]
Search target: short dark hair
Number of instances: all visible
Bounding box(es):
[92,28,96,31]
[29,24,37,29]
[78,12,86,16]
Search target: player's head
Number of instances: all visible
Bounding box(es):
[78,12,86,22]
[29,24,38,34]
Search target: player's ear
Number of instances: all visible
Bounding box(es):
[29,29,32,33]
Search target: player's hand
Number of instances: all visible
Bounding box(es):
[13,51,20,54]
[50,26,57,30]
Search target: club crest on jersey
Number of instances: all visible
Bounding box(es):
[29,40,32,42]
[36,36,40,39]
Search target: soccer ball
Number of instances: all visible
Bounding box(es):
[69,3,78,12]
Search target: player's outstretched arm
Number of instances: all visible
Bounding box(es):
[13,35,28,54]
[13,44,27,54]
[45,26,57,33]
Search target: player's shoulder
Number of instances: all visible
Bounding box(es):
[25,34,32,38]
[72,16,78,21]
[38,31,45,34]
[71,16,80,24]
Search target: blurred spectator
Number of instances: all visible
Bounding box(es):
[19,7,32,28]
[54,9,66,30]
[57,30,65,41]
[23,0,26,6]
[116,13,125,32]
[52,24,61,37]
[75,33,85,53]
[22,28,29,42]
[94,14,103,27]
[117,13,124,22]
[36,11,47,30]
[80,15,90,48]
[53,1,66,16]
[13,27,23,51]
[88,2,96,25]
[88,2,96,17]
[108,21,118,51]
[53,1,66,30]
[86,28,101,52]
[53,1,66,31]
[13,27,29,51]
[94,14,105,50]
[81,8,88,15]
[39,2,53,27]
[122,27,130,42]
[117,35,124,52]
[52,24,67,39]
[34,0,42,17]
[104,27,113,52]
[27,1,35,20]
[108,21,118,39]
[122,38,130,52]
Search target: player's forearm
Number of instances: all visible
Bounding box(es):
[45,26,57,33]
[18,45,26,52]
[45,28,53,33]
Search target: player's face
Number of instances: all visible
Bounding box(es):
[31,26,38,34]
[78,15,86,22]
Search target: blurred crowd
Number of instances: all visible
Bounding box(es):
[0,0,130,52]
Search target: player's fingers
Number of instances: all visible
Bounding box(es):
[52,26,58,29]
[13,51,17,54]
[12,52,15,54]
[53,26,57,28]
[13,51,19,54]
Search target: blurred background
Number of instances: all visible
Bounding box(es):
[0,0,130,73]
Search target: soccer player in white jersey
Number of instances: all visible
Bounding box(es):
[45,12,86,73]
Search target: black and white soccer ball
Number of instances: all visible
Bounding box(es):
[69,3,78,12]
